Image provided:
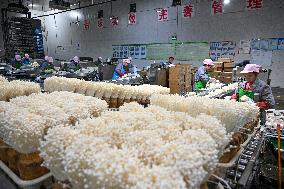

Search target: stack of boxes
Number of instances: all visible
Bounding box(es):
[169,64,192,94]
[209,58,234,84]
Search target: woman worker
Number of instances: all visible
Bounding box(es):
[231,64,275,124]
[12,54,22,69]
[112,58,130,80]
[41,57,55,72]
[68,56,81,72]
[21,53,31,65]
[194,59,214,93]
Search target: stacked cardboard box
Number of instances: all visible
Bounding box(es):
[156,69,169,87]
[217,57,234,72]
[185,65,193,92]
[169,64,192,94]
[209,58,234,84]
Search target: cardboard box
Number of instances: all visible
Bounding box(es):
[156,69,168,87]
[213,62,223,66]
[219,76,232,84]
[213,62,223,72]
[223,63,235,68]
[220,72,233,77]
[224,68,233,72]
[218,58,232,63]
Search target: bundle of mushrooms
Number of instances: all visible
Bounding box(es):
[0,91,107,153]
[0,79,41,101]
[0,75,8,83]
[150,94,259,133]
[44,76,170,102]
[204,83,238,98]
[40,103,230,189]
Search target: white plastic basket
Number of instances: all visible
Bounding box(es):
[0,160,53,189]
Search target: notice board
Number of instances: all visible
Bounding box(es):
[112,42,209,61]
[146,42,209,61]
[209,41,236,61]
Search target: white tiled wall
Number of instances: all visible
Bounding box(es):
[0,0,284,87]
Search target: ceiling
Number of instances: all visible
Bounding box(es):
[6,0,100,11]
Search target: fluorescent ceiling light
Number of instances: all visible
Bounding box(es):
[70,11,82,19]
[223,0,230,5]
[28,4,40,8]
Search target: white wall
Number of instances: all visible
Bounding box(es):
[1,0,284,87]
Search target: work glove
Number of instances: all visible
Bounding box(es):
[256,101,269,110]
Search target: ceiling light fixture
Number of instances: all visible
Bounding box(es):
[28,4,39,8]
[223,0,230,5]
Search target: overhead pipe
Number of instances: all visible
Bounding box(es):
[32,0,118,18]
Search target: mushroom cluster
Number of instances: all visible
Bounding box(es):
[150,94,259,132]
[0,91,107,153]
[0,79,41,101]
[40,103,230,189]
[44,76,170,101]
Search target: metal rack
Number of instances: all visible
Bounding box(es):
[1,3,44,61]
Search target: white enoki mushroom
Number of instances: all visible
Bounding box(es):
[150,94,259,133]
[0,91,107,153]
[205,83,238,98]
[44,77,170,100]
[0,76,8,83]
[0,80,41,101]
[40,103,229,189]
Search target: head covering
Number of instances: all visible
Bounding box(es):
[48,57,53,63]
[73,56,79,63]
[44,56,49,61]
[24,53,29,58]
[240,64,260,73]
[123,58,130,64]
[169,56,175,60]
[203,59,214,66]
[15,55,21,61]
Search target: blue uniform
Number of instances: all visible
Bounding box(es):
[195,66,209,83]
[194,66,210,91]
[112,63,125,80]
[21,58,30,65]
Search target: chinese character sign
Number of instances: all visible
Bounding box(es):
[157,8,168,21]
[211,0,223,15]
[110,16,119,27]
[183,4,194,18]
[128,12,137,24]
[83,20,90,30]
[246,0,263,10]
[97,18,104,28]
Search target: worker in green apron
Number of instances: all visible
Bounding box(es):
[12,55,22,69]
[231,64,275,124]
[194,59,214,93]
[41,56,55,73]
[68,56,81,72]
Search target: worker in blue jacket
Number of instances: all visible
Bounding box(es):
[21,53,31,65]
[194,59,214,93]
[112,58,130,80]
